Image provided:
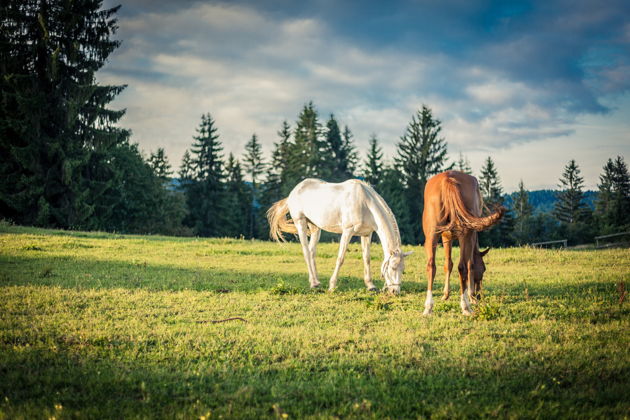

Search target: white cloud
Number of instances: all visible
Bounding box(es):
[99,1,629,190]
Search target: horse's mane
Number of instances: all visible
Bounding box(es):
[360,180,401,250]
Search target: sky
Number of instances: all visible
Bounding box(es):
[99,0,630,191]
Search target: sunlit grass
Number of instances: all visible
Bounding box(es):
[1,223,628,418]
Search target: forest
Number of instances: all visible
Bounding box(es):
[1,0,629,247]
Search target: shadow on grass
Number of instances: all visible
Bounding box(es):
[0,253,428,294]
[0,339,627,419]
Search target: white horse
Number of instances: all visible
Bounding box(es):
[267,178,412,293]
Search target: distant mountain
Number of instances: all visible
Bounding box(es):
[504,190,598,214]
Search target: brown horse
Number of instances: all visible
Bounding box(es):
[422,170,505,315]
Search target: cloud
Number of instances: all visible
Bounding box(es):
[99,0,630,190]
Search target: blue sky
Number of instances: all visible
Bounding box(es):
[100,0,630,191]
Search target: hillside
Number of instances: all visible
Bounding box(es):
[504,190,598,214]
[0,224,628,418]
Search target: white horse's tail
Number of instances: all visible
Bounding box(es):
[267,198,297,242]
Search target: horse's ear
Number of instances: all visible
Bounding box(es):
[479,248,490,257]
[403,250,414,257]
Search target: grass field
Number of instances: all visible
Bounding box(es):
[1,222,629,419]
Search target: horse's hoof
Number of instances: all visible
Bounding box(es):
[368,287,378,292]
[423,309,432,316]
[462,309,473,316]
[441,294,450,301]
[310,283,321,289]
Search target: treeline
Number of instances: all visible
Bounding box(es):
[2,1,629,246]
[489,157,630,246]
[174,104,450,244]
[0,0,187,235]
[98,104,630,247]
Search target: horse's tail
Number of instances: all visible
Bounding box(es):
[436,177,506,234]
[267,198,298,242]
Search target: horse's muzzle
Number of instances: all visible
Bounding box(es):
[384,285,400,295]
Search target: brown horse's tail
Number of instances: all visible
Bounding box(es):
[267,198,300,242]
[436,177,506,234]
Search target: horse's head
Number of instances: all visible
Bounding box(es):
[381,249,413,295]
[471,247,490,300]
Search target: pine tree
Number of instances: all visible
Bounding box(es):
[260,121,292,238]
[363,134,384,187]
[224,153,250,238]
[479,157,503,206]
[178,150,195,184]
[242,134,265,238]
[455,152,473,174]
[340,125,358,179]
[148,148,173,181]
[146,148,188,235]
[513,180,533,220]
[97,143,162,233]
[611,156,630,229]
[263,121,291,202]
[321,114,342,180]
[287,101,323,183]
[511,180,534,245]
[186,113,226,236]
[597,156,630,231]
[395,105,451,244]
[321,116,358,182]
[377,165,413,245]
[478,157,513,246]
[0,0,128,229]
[553,159,588,224]
[595,159,614,231]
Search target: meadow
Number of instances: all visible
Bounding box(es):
[0,222,628,419]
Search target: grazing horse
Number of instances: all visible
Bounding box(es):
[267,178,412,294]
[422,171,505,315]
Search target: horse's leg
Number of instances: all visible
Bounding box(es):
[361,234,377,291]
[423,233,438,315]
[309,226,321,282]
[329,228,353,291]
[295,219,320,288]
[458,232,473,315]
[442,234,453,300]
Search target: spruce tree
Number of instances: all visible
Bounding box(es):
[260,121,292,237]
[553,159,588,224]
[513,180,533,220]
[321,114,342,180]
[340,125,358,179]
[224,153,250,238]
[263,121,291,202]
[611,156,630,229]
[377,165,414,245]
[146,148,188,235]
[363,134,384,187]
[178,150,195,185]
[395,105,451,244]
[148,148,173,181]
[478,156,513,246]
[479,157,503,206]
[186,113,226,237]
[597,156,630,231]
[455,152,473,174]
[511,180,534,245]
[321,116,358,182]
[0,0,128,228]
[242,134,265,238]
[287,101,323,183]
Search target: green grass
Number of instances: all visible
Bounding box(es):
[1,223,629,419]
